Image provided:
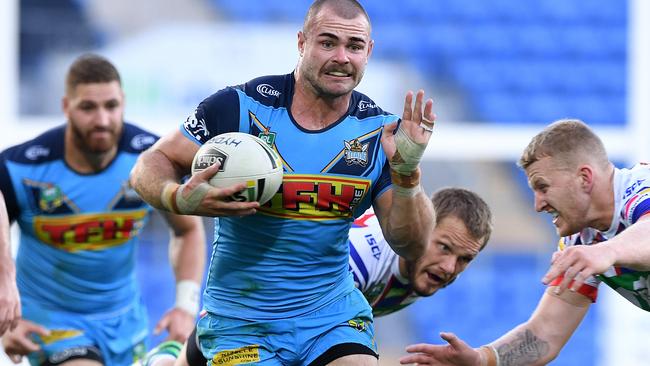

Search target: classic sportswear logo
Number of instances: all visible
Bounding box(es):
[130,134,156,150]
[358,100,377,111]
[25,145,50,160]
[256,84,281,98]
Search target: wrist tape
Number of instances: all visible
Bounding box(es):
[175,280,200,315]
[161,182,211,214]
[391,126,427,175]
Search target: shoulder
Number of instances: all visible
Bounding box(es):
[118,122,159,153]
[0,124,66,164]
[349,91,398,121]
[236,73,294,109]
[201,73,292,109]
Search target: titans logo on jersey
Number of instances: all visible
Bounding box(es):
[180,73,398,319]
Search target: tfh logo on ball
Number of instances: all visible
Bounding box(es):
[193,147,227,172]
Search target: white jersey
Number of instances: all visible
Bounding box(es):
[348,210,419,317]
[555,163,650,311]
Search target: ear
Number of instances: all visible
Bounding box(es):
[62,96,70,118]
[366,39,374,62]
[578,164,594,192]
[297,31,305,57]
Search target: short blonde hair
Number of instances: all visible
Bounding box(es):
[518,119,609,171]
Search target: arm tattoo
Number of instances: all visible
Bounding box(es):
[496,329,550,366]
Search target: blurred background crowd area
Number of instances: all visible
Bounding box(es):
[4,0,650,365]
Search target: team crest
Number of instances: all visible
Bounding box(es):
[39,184,64,212]
[344,139,369,167]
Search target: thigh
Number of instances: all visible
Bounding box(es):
[196,313,283,366]
[301,290,378,366]
[58,359,103,366]
[182,328,207,366]
[326,354,377,366]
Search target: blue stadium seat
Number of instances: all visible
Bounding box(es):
[206,0,627,127]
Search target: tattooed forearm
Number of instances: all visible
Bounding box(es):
[496,329,550,366]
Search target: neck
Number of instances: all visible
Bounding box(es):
[590,163,616,231]
[291,77,351,130]
[64,128,117,174]
[398,257,409,279]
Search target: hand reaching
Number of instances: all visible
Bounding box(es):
[154,308,195,343]
[2,319,49,364]
[400,332,482,366]
[542,244,614,294]
[381,90,436,176]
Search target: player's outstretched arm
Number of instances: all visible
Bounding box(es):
[0,191,20,337]
[400,289,590,366]
[130,129,259,217]
[377,90,436,261]
[153,211,206,343]
[544,215,650,294]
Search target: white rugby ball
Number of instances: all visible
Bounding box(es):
[191,132,283,205]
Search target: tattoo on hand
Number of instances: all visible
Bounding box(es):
[497,329,550,366]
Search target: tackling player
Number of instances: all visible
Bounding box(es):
[401,119,650,366]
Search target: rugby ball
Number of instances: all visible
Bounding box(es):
[191,132,283,205]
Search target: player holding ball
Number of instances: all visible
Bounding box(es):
[130,0,436,365]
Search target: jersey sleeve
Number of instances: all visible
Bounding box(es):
[0,150,20,222]
[181,87,241,145]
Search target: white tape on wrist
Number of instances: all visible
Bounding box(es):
[175,280,200,315]
[175,183,212,214]
[391,127,427,175]
[393,184,421,197]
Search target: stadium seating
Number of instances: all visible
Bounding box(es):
[210,0,627,126]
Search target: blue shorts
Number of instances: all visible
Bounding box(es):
[22,298,148,366]
[197,289,376,365]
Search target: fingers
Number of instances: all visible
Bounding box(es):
[22,320,49,337]
[401,343,436,365]
[439,332,461,347]
[383,121,399,136]
[402,91,414,122]
[194,160,222,181]
[405,343,439,353]
[154,316,169,336]
[14,336,41,354]
[412,90,425,123]
[542,253,566,285]
[8,354,23,364]
[423,98,435,124]
[399,354,431,365]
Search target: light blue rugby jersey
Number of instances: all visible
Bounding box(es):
[0,123,157,314]
[182,73,398,319]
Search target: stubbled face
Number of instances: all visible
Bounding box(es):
[406,216,483,297]
[297,6,373,98]
[63,81,124,155]
[526,156,591,236]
